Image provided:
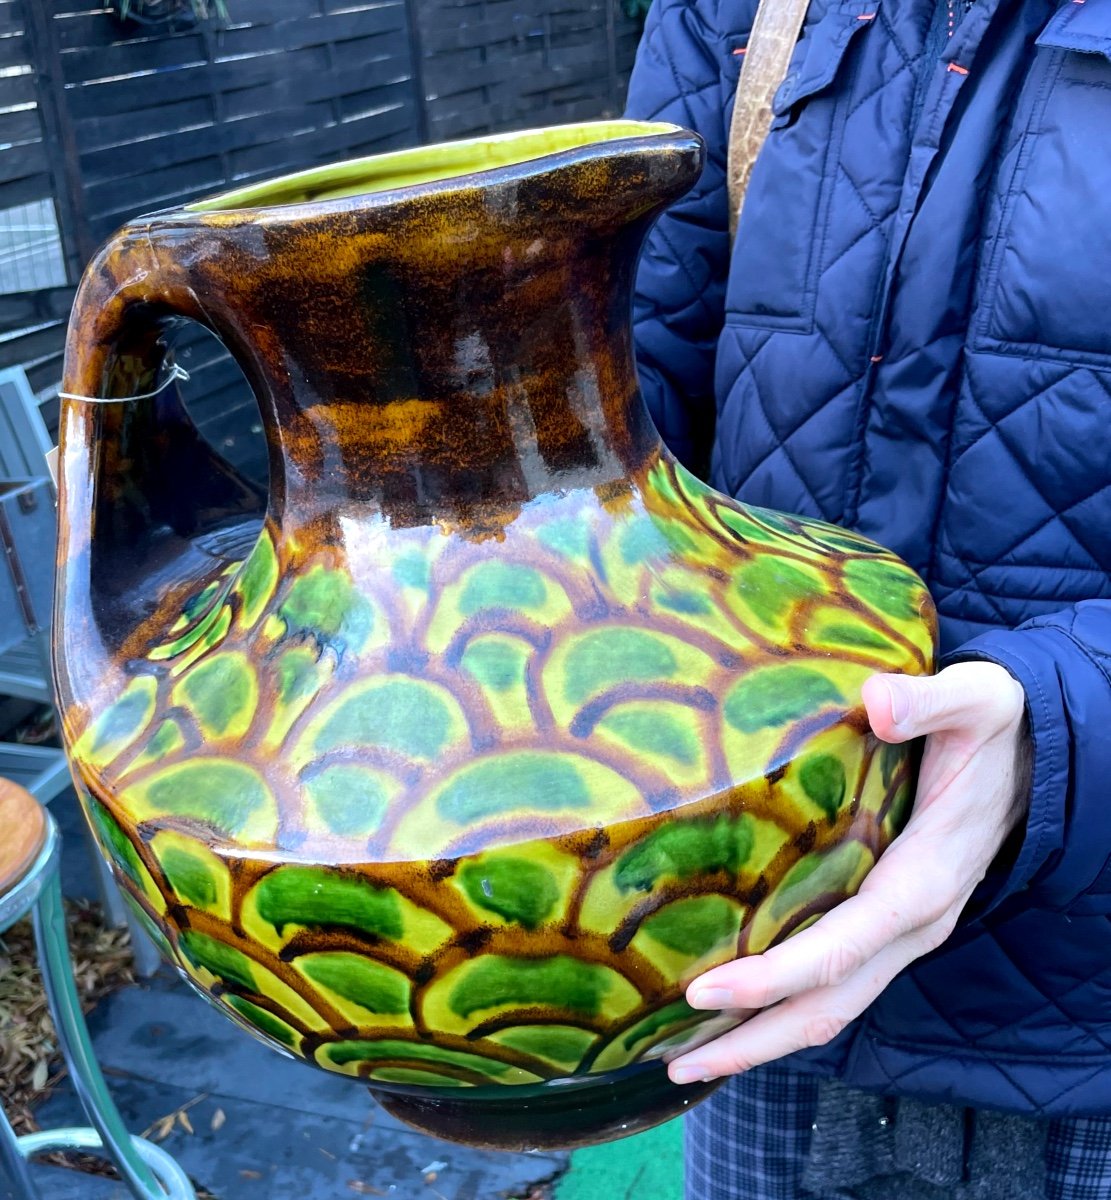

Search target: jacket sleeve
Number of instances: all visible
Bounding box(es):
[951,601,1111,915]
[624,0,735,475]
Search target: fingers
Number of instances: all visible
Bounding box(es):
[669,933,920,1083]
[863,662,1024,744]
[687,890,915,1010]
[666,663,1029,1086]
[686,819,963,1013]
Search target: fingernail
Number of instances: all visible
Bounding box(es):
[886,680,910,727]
[689,986,733,1009]
[671,1064,716,1085]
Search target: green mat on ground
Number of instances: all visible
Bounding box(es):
[555,1116,683,1200]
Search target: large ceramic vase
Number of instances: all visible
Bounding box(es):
[54,121,936,1151]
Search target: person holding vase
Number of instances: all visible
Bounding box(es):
[625,0,1111,1195]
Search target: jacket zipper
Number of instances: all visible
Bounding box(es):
[844,0,1002,526]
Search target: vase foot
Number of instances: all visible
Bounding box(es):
[368,1061,722,1151]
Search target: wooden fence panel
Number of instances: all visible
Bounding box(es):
[417,0,639,142]
[0,3,64,234]
[0,0,643,484]
[50,0,423,247]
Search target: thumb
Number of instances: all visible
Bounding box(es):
[862,665,999,743]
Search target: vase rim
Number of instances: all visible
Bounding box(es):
[184,119,688,215]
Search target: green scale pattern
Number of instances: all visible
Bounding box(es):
[69,455,935,1091]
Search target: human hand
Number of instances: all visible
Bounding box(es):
[668,661,1029,1085]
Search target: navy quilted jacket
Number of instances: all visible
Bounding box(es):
[627,0,1111,1116]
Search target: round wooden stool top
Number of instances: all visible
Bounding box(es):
[0,777,47,896]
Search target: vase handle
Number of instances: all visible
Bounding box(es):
[54,218,267,704]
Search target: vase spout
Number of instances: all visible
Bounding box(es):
[187,120,707,528]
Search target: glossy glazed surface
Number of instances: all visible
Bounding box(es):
[54,121,936,1143]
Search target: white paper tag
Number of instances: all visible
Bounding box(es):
[45,445,59,489]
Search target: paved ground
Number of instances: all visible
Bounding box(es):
[30,972,568,1199]
[10,789,685,1198]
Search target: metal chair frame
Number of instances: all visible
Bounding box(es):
[0,367,54,708]
[0,815,194,1199]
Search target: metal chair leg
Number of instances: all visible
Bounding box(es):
[0,801,193,1199]
[29,870,194,1199]
[0,1106,40,1199]
[15,1131,193,1199]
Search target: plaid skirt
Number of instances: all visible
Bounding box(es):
[685,1063,1111,1200]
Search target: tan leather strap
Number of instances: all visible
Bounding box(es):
[727,0,812,238]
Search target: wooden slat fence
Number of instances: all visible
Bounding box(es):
[0,0,642,482]
[418,0,639,141]
[54,0,422,248]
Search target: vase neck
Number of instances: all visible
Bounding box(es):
[189,126,704,532]
[256,222,660,530]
